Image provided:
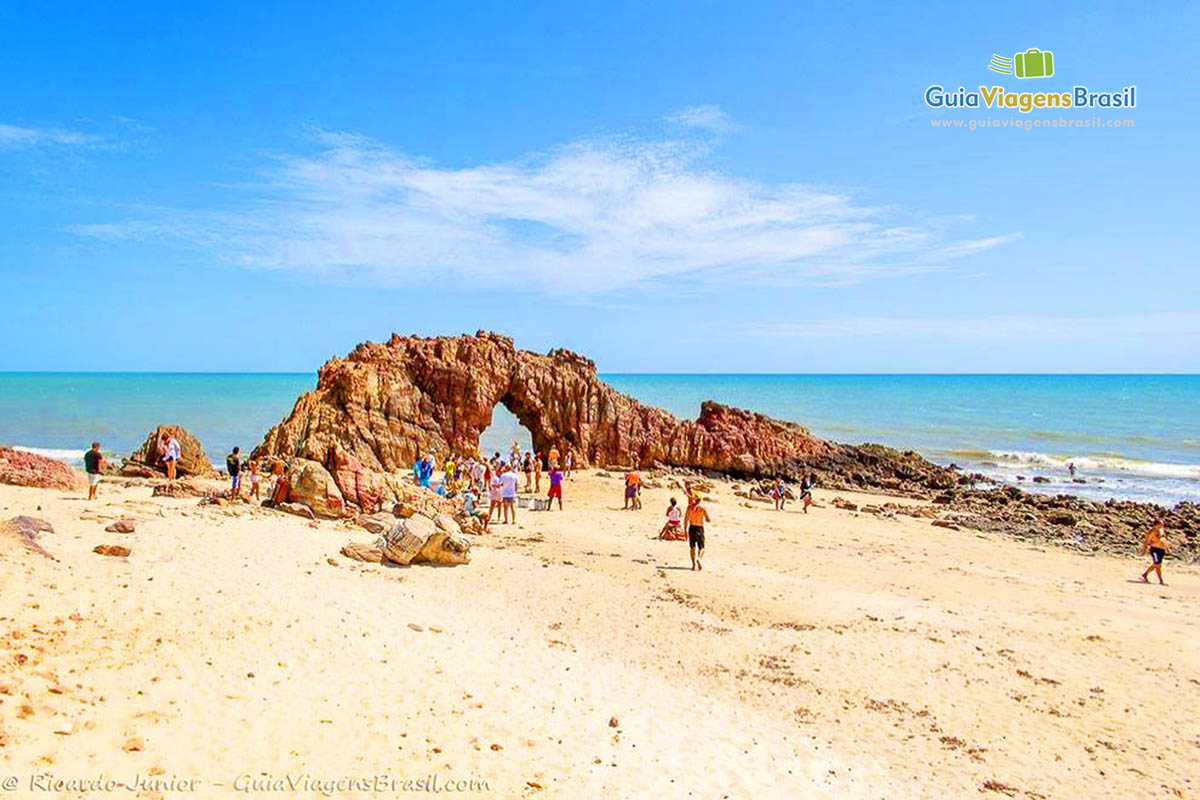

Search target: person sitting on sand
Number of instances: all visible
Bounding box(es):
[547,464,564,510]
[686,493,711,571]
[248,459,261,500]
[624,469,642,510]
[1140,519,1170,585]
[660,497,684,540]
[500,464,519,523]
[226,447,242,498]
[84,441,105,500]
[463,486,489,531]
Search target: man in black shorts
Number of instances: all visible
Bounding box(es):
[686,494,711,571]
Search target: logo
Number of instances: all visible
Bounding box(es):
[989,48,1055,79]
[923,47,1136,114]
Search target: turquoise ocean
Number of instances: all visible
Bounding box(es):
[1,373,1197,506]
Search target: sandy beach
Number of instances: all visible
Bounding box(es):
[1,471,1196,799]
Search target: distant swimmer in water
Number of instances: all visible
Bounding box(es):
[1139,519,1170,585]
[1068,462,1077,477]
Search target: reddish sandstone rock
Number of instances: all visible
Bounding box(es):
[93,544,131,557]
[286,459,346,519]
[125,425,218,478]
[253,331,946,490]
[0,448,86,491]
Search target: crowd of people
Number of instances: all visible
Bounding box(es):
[77,435,1179,583]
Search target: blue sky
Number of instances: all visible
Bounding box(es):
[1,0,1196,372]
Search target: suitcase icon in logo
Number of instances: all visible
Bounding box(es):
[1014,48,1054,79]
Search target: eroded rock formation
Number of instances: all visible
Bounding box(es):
[254,331,958,495]
[0,448,86,492]
[126,425,218,478]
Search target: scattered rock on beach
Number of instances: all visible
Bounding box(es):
[93,544,131,557]
[1,516,56,559]
[277,502,316,520]
[151,479,208,498]
[355,512,395,535]
[340,541,385,563]
[105,518,136,533]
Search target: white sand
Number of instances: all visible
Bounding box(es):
[1,473,1197,799]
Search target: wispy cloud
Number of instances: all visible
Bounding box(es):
[667,104,743,134]
[71,122,1011,293]
[0,123,100,150]
[747,311,1200,340]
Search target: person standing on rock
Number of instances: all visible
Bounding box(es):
[686,493,711,571]
[1140,519,1171,585]
[83,441,105,500]
[500,464,520,523]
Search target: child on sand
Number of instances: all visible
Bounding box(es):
[660,498,684,540]
[1140,519,1170,585]
[249,460,261,500]
[547,465,564,510]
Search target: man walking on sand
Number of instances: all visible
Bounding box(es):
[686,493,711,571]
[83,441,105,500]
[1140,518,1170,585]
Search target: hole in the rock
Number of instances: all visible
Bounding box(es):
[479,404,535,466]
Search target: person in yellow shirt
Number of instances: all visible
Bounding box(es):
[685,494,711,571]
[624,469,642,510]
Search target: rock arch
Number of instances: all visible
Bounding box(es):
[253,331,957,493]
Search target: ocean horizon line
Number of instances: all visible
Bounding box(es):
[2,370,1199,377]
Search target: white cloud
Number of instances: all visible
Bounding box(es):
[71,124,1011,293]
[0,123,99,150]
[747,311,1200,340]
[667,104,743,133]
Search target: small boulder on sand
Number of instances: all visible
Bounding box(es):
[94,544,132,557]
[105,519,136,533]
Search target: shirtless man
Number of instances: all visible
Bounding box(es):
[1140,519,1170,585]
[686,494,711,571]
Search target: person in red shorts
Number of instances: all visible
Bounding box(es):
[547,465,564,510]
